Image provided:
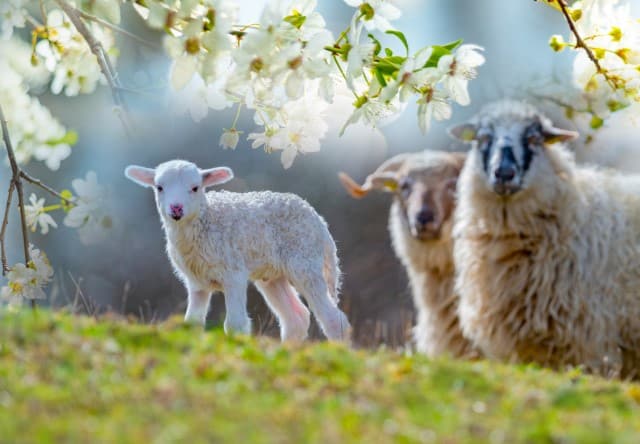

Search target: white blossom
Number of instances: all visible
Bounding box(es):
[219,128,240,149]
[1,245,53,306]
[344,0,401,32]
[35,9,116,96]
[437,44,485,106]
[63,171,113,245]
[417,88,451,134]
[0,0,28,40]
[25,194,58,235]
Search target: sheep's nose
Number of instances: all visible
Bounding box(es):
[416,208,435,226]
[494,165,516,183]
[169,203,184,219]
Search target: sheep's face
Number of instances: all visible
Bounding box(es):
[449,101,578,197]
[395,167,458,241]
[339,152,465,242]
[125,160,234,223]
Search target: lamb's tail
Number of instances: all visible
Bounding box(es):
[322,229,341,303]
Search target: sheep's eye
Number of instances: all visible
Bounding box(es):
[156,185,163,192]
[400,179,412,193]
[191,186,199,193]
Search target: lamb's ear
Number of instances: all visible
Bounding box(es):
[542,124,579,145]
[201,167,234,188]
[447,123,478,143]
[125,165,155,188]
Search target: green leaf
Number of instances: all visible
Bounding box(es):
[384,48,392,57]
[374,68,387,88]
[367,33,382,56]
[423,39,463,68]
[385,30,408,56]
[46,130,78,147]
[374,55,406,76]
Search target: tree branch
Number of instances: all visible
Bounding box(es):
[76,9,161,50]
[53,0,134,136]
[0,103,35,309]
[20,171,74,204]
[0,182,15,275]
[555,0,618,91]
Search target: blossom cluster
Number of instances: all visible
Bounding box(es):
[0,38,74,170]
[25,171,112,245]
[0,245,53,306]
[547,0,639,128]
[134,0,485,168]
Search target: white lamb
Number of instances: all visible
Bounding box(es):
[125,160,351,342]
[450,100,640,378]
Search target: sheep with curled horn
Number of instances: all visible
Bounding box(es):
[339,150,479,358]
[450,99,640,379]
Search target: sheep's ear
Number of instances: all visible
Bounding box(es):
[448,123,478,143]
[125,165,155,188]
[201,167,234,188]
[542,124,579,145]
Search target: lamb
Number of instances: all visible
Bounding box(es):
[338,150,478,358]
[449,100,640,378]
[124,160,351,342]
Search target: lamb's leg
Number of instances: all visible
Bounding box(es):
[254,277,311,342]
[222,277,251,335]
[184,284,211,326]
[290,272,351,342]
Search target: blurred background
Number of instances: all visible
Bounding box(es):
[3,0,639,347]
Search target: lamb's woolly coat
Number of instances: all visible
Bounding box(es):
[164,190,340,300]
[454,138,640,377]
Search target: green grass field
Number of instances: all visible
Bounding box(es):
[1,310,639,443]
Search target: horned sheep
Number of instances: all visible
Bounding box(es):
[125,160,351,343]
[450,100,640,378]
[339,150,478,358]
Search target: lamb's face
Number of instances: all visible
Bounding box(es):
[153,163,203,222]
[449,101,578,198]
[124,160,234,224]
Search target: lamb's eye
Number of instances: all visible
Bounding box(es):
[400,179,411,193]
[156,185,163,192]
[526,134,543,146]
[191,186,199,193]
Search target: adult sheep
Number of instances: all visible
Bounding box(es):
[450,100,640,378]
[339,150,478,358]
[125,160,351,343]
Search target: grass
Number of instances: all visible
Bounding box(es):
[0,310,639,443]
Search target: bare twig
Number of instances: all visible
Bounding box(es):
[555,0,618,91]
[76,9,160,50]
[0,103,35,309]
[20,171,74,204]
[53,0,133,136]
[0,182,15,274]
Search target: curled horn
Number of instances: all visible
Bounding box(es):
[338,153,412,199]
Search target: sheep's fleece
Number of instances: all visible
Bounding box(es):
[125,160,350,343]
[452,100,640,378]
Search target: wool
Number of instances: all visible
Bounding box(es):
[453,101,640,378]
[126,160,350,342]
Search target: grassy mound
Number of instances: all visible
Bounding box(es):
[0,310,639,443]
